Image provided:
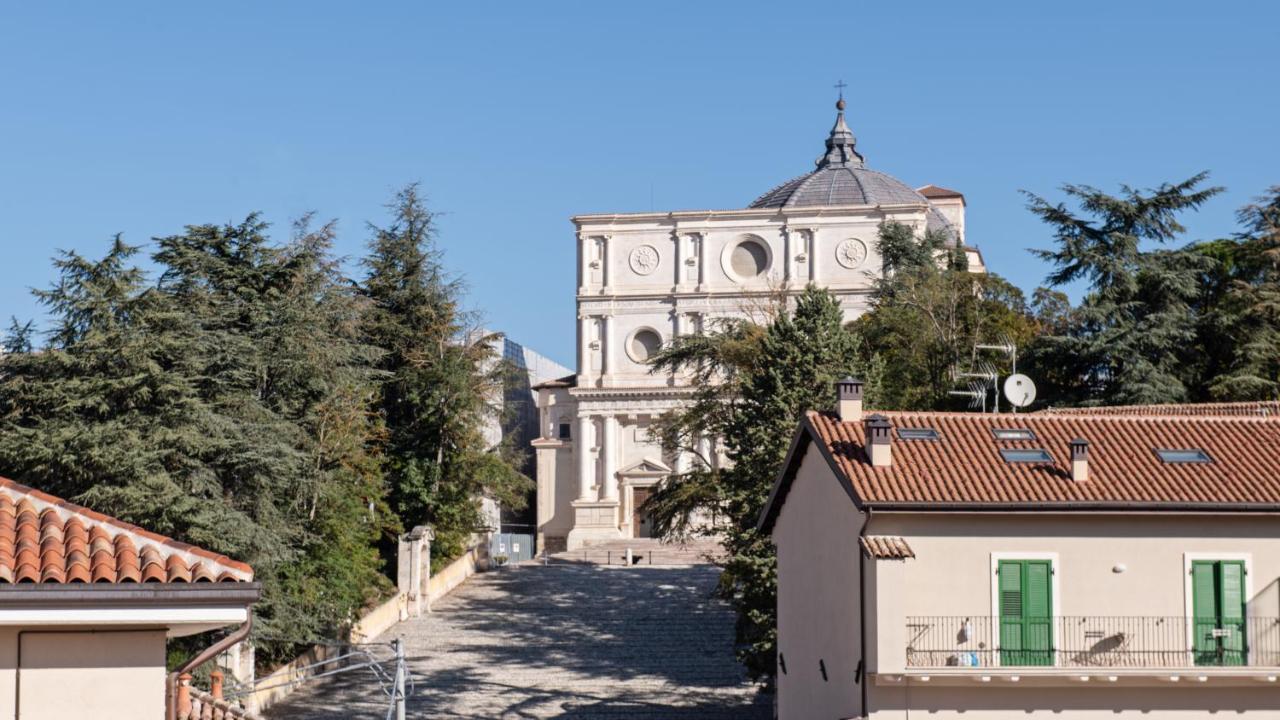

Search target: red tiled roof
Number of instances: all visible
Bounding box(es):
[916,184,965,201]
[0,476,253,585]
[1039,401,1279,418]
[760,410,1280,531]
[860,535,914,559]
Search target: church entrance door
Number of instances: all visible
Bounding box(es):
[632,486,654,538]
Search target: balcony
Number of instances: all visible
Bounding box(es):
[905,616,1280,671]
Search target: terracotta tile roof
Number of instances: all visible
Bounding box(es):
[0,476,253,585]
[860,535,914,559]
[916,184,965,202]
[1039,401,1280,418]
[760,410,1280,532]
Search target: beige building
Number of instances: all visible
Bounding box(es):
[534,100,982,551]
[760,380,1280,719]
[0,476,258,720]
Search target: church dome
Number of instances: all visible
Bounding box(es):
[748,99,947,231]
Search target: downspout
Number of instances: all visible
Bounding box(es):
[858,508,873,719]
[166,609,253,720]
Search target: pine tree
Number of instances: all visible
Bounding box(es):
[361,185,529,565]
[648,285,875,681]
[0,220,396,667]
[1023,173,1222,405]
[1201,187,1280,399]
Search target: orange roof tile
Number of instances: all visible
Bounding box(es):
[1039,401,1279,417]
[860,535,914,559]
[0,476,253,585]
[760,410,1280,532]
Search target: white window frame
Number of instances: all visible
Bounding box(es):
[989,552,1061,668]
[1182,552,1253,666]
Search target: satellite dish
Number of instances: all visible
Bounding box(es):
[1003,374,1037,408]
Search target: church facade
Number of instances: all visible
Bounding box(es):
[533,99,981,551]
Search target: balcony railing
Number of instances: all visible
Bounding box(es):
[906,616,1280,669]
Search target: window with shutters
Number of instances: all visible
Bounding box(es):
[997,559,1054,666]
[1190,560,1247,666]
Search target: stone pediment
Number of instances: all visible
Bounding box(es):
[618,458,672,477]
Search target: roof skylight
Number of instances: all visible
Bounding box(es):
[992,428,1037,441]
[898,427,940,441]
[1000,448,1054,464]
[1155,448,1212,464]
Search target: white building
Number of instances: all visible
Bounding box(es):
[479,335,572,534]
[533,99,981,551]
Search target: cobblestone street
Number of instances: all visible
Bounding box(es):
[264,559,771,719]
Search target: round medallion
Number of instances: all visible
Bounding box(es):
[629,245,660,275]
[836,238,868,269]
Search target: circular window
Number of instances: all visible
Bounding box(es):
[627,329,663,363]
[730,239,770,278]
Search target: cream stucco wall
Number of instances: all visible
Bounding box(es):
[1,628,167,720]
[774,446,865,720]
[772,442,1280,719]
[869,684,1280,719]
[871,512,1280,674]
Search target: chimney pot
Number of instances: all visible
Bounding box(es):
[1070,438,1089,482]
[836,377,865,422]
[865,414,893,467]
[210,669,224,699]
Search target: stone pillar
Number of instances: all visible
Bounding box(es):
[397,525,434,617]
[697,233,707,289]
[600,415,618,501]
[783,228,793,286]
[576,414,594,500]
[697,434,712,471]
[602,314,615,383]
[578,234,588,294]
[578,315,592,383]
[673,231,685,290]
[808,229,818,283]
[601,234,612,293]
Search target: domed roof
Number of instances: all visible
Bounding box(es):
[748,99,944,225]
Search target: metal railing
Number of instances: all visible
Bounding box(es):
[906,616,1280,669]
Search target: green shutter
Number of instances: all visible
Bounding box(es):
[999,560,1054,666]
[1023,561,1053,665]
[1192,560,1248,666]
[999,561,1023,665]
[1192,561,1220,664]
[1219,562,1246,665]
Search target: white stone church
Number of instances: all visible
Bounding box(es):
[532,98,982,551]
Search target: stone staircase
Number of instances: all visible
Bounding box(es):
[547,538,725,567]
[263,556,768,719]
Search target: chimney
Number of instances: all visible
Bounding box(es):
[836,377,864,422]
[1070,438,1089,482]
[865,414,892,467]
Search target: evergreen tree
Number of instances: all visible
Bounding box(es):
[854,222,1038,410]
[647,286,875,681]
[1198,187,1280,399]
[0,220,395,667]
[1023,173,1222,405]
[361,185,528,565]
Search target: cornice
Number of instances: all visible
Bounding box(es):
[571,202,929,229]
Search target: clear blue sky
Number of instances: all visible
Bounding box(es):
[1,2,1276,367]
